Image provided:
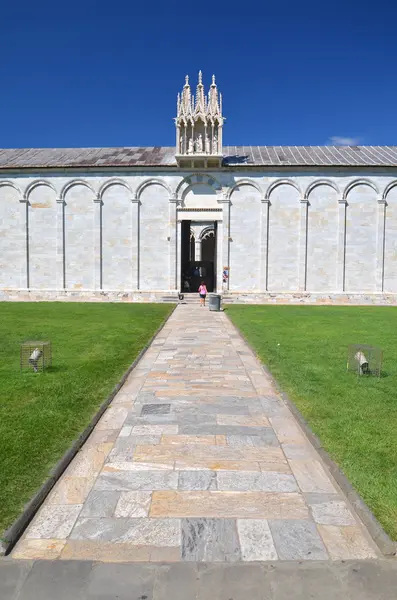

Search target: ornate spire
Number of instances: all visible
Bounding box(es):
[175,71,225,163]
[195,70,205,114]
[178,74,192,118]
[207,73,221,117]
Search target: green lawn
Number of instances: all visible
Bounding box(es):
[0,302,173,537]
[227,305,397,540]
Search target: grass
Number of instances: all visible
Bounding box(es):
[227,305,397,540]
[0,302,173,537]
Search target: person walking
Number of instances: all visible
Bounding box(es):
[198,281,208,307]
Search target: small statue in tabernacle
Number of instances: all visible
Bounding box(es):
[213,134,218,153]
[180,136,184,153]
[188,138,194,154]
[205,133,210,154]
[196,134,203,153]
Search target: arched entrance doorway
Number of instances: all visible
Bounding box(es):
[181,221,217,293]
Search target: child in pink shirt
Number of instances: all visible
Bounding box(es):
[198,282,208,307]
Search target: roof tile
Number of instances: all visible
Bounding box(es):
[0,146,396,169]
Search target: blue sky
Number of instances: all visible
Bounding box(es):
[0,0,396,148]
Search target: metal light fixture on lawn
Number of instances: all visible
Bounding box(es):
[20,341,52,373]
[347,344,382,378]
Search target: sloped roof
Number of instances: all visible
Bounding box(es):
[1,145,397,169]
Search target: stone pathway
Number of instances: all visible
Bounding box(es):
[13,305,380,562]
[2,559,397,600]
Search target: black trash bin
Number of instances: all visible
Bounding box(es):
[208,293,221,311]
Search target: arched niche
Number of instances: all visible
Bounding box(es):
[384,183,397,292]
[64,182,96,290]
[345,182,377,292]
[267,182,300,291]
[101,183,132,290]
[0,183,25,288]
[306,183,339,291]
[229,183,262,291]
[181,183,219,209]
[27,182,57,289]
[139,183,169,290]
[177,174,221,209]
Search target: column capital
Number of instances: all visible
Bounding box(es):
[261,197,271,204]
[299,197,309,204]
[338,197,348,205]
[93,195,102,204]
[219,189,231,203]
[377,196,387,205]
[131,196,140,204]
[56,197,65,205]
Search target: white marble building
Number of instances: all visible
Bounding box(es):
[1,71,397,303]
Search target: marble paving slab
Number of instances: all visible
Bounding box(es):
[13,305,380,562]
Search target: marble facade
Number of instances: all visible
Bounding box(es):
[1,72,397,303]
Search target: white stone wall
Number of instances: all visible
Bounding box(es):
[306,184,338,291]
[64,183,95,290]
[267,183,300,291]
[1,171,397,299]
[101,183,133,290]
[383,185,397,292]
[0,183,25,288]
[139,183,170,291]
[229,184,261,291]
[27,184,58,289]
[345,184,377,292]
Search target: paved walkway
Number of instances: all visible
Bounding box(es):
[13,304,380,562]
[2,559,397,599]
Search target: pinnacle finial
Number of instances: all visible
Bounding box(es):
[212,74,216,85]
[185,75,189,86]
[198,70,202,84]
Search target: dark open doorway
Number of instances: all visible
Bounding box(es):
[181,221,217,293]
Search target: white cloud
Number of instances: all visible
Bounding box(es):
[328,136,361,146]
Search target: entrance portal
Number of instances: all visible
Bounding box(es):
[181,221,217,293]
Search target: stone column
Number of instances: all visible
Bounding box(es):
[376,197,387,292]
[169,196,178,291]
[221,198,230,291]
[298,198,309,291]
[93,196,102,290]
[176,220,182,292]
[337,198,347,291]
[216,220,223,293]
[56,198,65,289]
[131,198,140,290]
[195,238,202,261]
[19,197,29,289]
[260,198,270,291]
